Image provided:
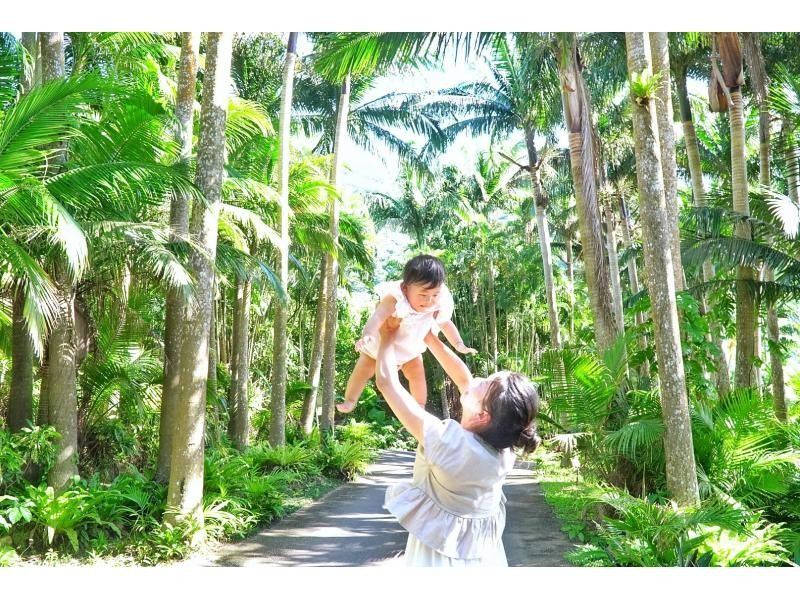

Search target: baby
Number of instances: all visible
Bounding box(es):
[337,254,476,413]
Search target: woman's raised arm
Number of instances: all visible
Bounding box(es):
[374,328,437,444]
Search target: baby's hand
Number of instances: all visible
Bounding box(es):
[355,335,374,353]
[455,342,478,355]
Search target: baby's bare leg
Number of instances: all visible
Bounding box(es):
[337,353,376,414]
[400,355,427,408]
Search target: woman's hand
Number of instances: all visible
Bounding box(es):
[380,316,402,339]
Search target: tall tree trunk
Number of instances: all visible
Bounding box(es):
[564,226,575,340]
[618,195,643,321]
[8,286,34,432]
[301,259,327,434]
[715,32,757,389]
[8,34,38,433]
[228,275,252,448]
[525,128,562,350]
[619,194,650,376]
[486,257,499,370]
[675,63,731,396]
[650,32,685,291]
[785,120,799,203]
[559,34,620,352]
[320,74,350,434]
[166,32,232,527]
[40,32,79,493]
[744,32,786,417]
[20,33,36,92]
[603,202,625,335]
[269,33,299,447]
[218,291,228,365]
[157,32,199,484]
[626,32,699,507]
[206,292,219,442]
[37,351,49,426]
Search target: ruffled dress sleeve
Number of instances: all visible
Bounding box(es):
[383,418,509,560]
[374,280,413,318]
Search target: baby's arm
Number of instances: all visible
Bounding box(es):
[423,331,473,394]
[437,320,478,355]
[355,295,398,352]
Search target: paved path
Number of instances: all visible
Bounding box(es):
[191,450,574,567]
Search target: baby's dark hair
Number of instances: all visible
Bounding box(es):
[476,371,540,453]
[402,254,446,289]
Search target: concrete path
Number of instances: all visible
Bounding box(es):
[191,450,574,567]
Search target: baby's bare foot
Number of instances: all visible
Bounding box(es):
[336,399,357,414]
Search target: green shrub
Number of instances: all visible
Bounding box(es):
[320,439,372,481]
[0,426,59,491]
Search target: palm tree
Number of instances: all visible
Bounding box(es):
[670,33,732,397]
[420,33,564,350]
[166,32,232,528]
[557,33,621,353]
[6,32,39,433]
[319,73,350,433]
[37,31,82,493]
[626,32,699,507]
[742,32,787,421]
[269,33,299,448]
[714,32,757,389]
[650,32,685,291]
[157,31,199,483]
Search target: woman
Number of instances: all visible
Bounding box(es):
[374,321,540,567]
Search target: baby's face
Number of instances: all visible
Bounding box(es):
[402,282,441,312]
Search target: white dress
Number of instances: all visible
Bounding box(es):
[360,280,455,365]
[384,417,515,567]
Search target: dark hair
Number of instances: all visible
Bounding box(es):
[476,372,540,453]
[402,254,445,289]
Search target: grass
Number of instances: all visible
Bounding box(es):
[526,449,613,566]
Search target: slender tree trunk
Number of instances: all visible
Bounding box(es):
[37,351,49,426]
[785,121,799,203]
[39,32,79,493]
[8,286,34,432]
[8,34,38,433]
[228,275,252,448]
[301,259,327,434]
[626,32,699,507]
[218,291,228,365]
[714,33,757,389]
[731,88,757,389]
[619,194,650,376]
[486,257,499,369]
[564,228,575,340]
[675,64,731,396]
[618,196,643,321]
[269,33,299,447]
[20,33,36,92]
[157,32,199,484]
[650,32,685,291]
[320,74,350,433]
[525,129,562,350]
[743,32,786,416]
[166,32,232,527]
[603,202,625,335]
[559,34,620,352]
[478,278,489,356]
[206,292,219,442]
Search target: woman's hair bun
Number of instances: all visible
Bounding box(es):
[515,423,541,453]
